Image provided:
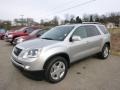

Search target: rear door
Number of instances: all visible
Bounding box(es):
[84,25,102,55]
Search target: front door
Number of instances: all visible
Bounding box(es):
[69,26,89,62]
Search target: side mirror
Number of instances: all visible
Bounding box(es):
[72,36,81,41]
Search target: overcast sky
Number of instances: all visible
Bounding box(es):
[0,0,119,22]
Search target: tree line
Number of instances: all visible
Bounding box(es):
[41,12,120,27]
[0,21,11,30]
[0,12,120,30]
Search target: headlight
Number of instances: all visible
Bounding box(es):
[22,49,40,59]
[17,38,24,43]
[8,34,13,38]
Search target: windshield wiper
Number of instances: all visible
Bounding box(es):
[41,37,54,40]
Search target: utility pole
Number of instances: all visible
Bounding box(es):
[119,18,120,27]
[20,15,24,26]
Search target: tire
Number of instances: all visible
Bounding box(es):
[12,38,17,45]
[10,42,13,45]
[98,44,110,59]
[1,36,4,40]
[11,38,16,45]
[44,56,68,83]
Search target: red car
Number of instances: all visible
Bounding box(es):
[0,29,6,40]
[13,29,48,45]
[5,27,35,44]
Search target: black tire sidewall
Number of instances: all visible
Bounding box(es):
[11,38,16,45]
[1,36,4,40]
[45,56,68,83]
[101,44,110,59]
[12,38,16,45]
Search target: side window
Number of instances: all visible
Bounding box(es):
[73,26,87,39]
[98,25,109,34]
[26,28,33,34]
[37,30,46,36]
[85,25,100,37]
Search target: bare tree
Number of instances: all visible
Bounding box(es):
[64,14,70,24]
[76,16,82,23]
[40,19,44,25]
[82,14,89,22]
[52,16,59,26]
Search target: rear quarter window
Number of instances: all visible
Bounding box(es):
[26,28,34,34]
[98,25,109,34]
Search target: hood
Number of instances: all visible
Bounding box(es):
[11,31,23,34]
[17,38,60,49]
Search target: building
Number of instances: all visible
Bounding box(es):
[106,23,115,29]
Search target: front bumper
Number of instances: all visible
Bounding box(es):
[11,57,24,69]
[4,36,12,42]
[11,53,44,71]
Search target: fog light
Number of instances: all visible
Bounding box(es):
[25,66,30,70]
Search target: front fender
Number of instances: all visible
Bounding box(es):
[38,46,69,69]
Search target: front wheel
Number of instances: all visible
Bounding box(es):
[98,44,110,59]
[12,38,17,45]
[11,38,17,45]
[44,56,68,83]
[1,36,4,40]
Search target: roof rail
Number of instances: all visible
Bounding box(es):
[82,22,101,24]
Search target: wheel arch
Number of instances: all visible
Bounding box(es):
[105,42,110,49]
[43,53,70,69]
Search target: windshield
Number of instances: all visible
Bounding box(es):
[29,29,39,36]
[41,26,74,41]
[16,27,27,32]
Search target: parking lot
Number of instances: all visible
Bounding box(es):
[0,40,120,90]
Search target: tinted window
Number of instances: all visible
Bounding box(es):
[41,26,74,41]
[26,28,34,33]
[85,25,100,37]
[37,30,48,36]
[29,30,39,36]
[73,26,87,38]
[99,25,109,34]
[17,27,27,32]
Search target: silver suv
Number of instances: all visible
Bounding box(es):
[11,23,110,83]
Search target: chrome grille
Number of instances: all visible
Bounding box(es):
[14,47,22,56]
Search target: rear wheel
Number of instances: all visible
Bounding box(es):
[98,44,110,59]
[44,56,68,83]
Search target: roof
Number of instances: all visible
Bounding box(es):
[59,22,102,28]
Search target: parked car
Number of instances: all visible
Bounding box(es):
[11,23,110,83]
[0,29,6,40]
[5,27,35,44]
[13,29,48,45]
